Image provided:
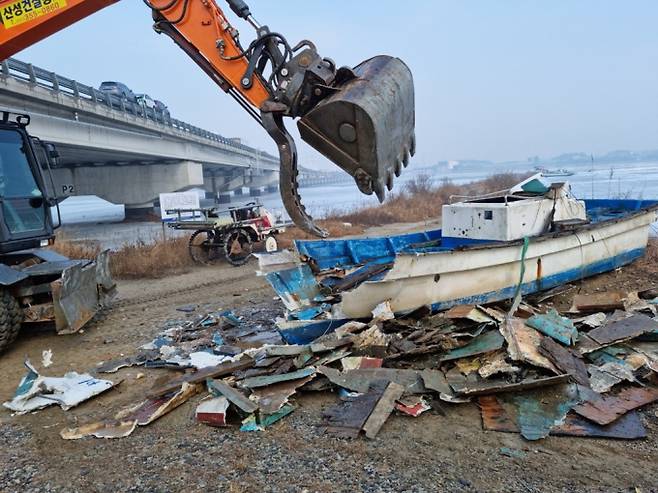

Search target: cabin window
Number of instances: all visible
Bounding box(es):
[484,210,493,220]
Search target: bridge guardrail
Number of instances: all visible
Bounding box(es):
[0,57,277,162]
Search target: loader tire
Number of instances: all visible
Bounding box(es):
[0,290,22,354]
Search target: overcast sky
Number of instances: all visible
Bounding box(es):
[15,1,658,170]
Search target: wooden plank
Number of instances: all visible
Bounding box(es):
[148,357,254,398]
[363,382,405,439]
[207,378,258,414]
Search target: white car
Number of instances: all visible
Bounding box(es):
[136,94,156,110]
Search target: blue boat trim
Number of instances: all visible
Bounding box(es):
[279,247,646,344]
[429,247,645,312]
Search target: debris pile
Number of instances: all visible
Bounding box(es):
[4,288,658,442]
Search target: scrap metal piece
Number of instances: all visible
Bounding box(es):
[51,261,101,334]
[341,357,383,371]
[571,292,627,312]
[572,386,658,425]
[451,374,570,397]
[539,337,590,387]
[526,309,578,346]
[479,395,647,439]
[61,383,200,440]
[478,351,521,379]
[239,367,316,389]
[321,380,388,438]
[395,395,431,417]
[250,375,315,415]
[207,378,258,414]
[509,384,579,441]
[573,312,607,329]
[499,317,559,373]
[478,395,518,433]
[439,330,504,362]
[147,356,254,398]
[552,411,647,439]
[318,366,427,394]
[587,362,637,393]
[588,313,658,346]
[4,361,116,414]
[196,396,230,427]
[420,369,453,396]
[445,305,495,324]
[363,382,405,438]
[240,404,296,432]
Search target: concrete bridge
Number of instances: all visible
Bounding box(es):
[0,58,280,210]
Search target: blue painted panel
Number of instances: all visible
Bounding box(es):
[278,319,352,345]
[265,264,321,305]
[295,228,442,271]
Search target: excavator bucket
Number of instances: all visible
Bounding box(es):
[297,55,415,202]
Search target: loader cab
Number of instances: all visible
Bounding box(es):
[0,112,55,254]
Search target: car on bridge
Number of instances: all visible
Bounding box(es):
[136,93,156,110]
[99,81,137,103]
[154,99,170,118]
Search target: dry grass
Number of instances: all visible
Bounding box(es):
[647,238,658,263]
[51,172,530,279]
[331,172,528,227]
[53,235,194,279]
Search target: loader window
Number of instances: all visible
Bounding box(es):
[0,129,45,235]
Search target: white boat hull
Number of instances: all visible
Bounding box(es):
[336,209,657,318]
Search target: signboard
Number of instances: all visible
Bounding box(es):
[159,191,200,222]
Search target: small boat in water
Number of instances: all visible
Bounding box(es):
[259,175,658,343]
[535,167,575,177]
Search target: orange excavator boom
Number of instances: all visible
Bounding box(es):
[0,0,415,237]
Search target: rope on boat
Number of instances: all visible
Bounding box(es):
[508,236,530,316]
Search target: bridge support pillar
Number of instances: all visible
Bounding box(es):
[52,161,204,210]
[234,187,245,196]
[249,187,262,197]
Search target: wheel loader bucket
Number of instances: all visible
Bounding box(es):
[297,55,415,202]
[51,250,116,335]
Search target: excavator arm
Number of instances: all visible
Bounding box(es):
[0,0,415,237]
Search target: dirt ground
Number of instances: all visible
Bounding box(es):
[1,249,657,492]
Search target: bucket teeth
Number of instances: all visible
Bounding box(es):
[386,171,394,191]
[394,159,402,177]
[374,178,386,203]
[409,133,416,157]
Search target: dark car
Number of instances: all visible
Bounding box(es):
[154,99,170,118]
[99,81,137,103]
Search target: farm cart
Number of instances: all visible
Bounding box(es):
[167,202,286,266]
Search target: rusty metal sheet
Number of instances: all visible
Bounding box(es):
[439,330,504,362]
[51,261,99,334]
[527,309,578,346]
[500,317,559,373]
[478,396,519,433]
[478,350,521,379]
[479,396,647,439]
[572,292,627,312]
[539,337,589,387]
[363,382,405,438]
[395,395,431,417]
[588,313,658,346]
[572,386,658,425]
[341,357,383,371]
[552,411,647,439]
[321,380,387,438]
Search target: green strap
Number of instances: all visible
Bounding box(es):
[509,236,530,315]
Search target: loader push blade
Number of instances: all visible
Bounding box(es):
[298,55,415,202]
